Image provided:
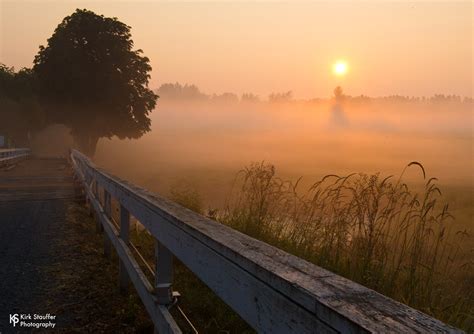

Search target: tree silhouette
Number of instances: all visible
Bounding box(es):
[333,86,344,102]
[268,91,293,103]
[241,93,260,103]
[157,83,208,100]
[0,64,45,146]
[33,9,157,156]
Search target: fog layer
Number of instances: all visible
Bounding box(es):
[92,98,472,210]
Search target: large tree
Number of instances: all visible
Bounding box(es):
[33,9,157,156]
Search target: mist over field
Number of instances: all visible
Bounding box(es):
[92,96,473,210]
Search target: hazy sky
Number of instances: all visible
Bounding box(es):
[1,1,472,98]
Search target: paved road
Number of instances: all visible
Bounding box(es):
[0,157,74,201]
[0,157,152,333]
[0,158,77,330]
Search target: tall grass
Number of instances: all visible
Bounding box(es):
[217,162,473,331]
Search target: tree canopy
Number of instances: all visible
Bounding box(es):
[0,64,45,147]
[33,9,157,155]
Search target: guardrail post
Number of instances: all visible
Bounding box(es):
[103,190,112,259]
[155,240,174,305]
[119,204,130,294]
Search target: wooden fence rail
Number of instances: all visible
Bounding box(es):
[69,149,461,334]
[0,148,30,166]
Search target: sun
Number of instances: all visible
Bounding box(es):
[333,61,348,76]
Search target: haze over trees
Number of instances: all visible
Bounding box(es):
[156,83,208,101]
[1,9,471,154]
[268,91,293,103]
[156,82,472,105]
[333,86,345,102]
[33,9,157,156]
[156,82,241,103]
[241,93,260,103]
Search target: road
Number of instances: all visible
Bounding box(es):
[0,157,151,333]
[0,158,75,326]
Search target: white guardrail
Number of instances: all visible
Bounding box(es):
[69,149,461,334]
[0,148,30,166]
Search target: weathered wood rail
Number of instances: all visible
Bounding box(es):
[0,148,30,166]
[70,149,461,334]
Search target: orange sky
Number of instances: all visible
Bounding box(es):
[1,1,472,98]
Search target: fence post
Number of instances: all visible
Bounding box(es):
[155,240,174,305]
[86,173,93,217]
[93,181,102,233]
[119,204,130,294]
[103,190,112,259]
[73,174,84,203]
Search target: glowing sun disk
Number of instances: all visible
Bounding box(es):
[333,61,348,76]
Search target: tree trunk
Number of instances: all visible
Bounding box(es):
[74,133,99,157]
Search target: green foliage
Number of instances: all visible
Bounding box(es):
[220,162,473,331]
[33,9,158,155]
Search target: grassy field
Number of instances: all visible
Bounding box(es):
[216,162,473,330]
[121,161,473,332]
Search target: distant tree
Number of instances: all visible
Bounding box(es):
[333,86,345,102]
[351,94,371,104]
[268,91,293,103]
[241,93,260,103]
[429,94,462,104]
[211,92,239,103]
[157,83,208,100]
[33,9,158,156]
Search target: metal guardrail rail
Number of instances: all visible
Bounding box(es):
[69,149,461,334]
[0,148,30,166]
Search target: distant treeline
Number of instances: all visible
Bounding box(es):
[156,82,474,104]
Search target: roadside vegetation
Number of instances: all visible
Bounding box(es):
[160,162,472,331]
[129,229,253,333]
